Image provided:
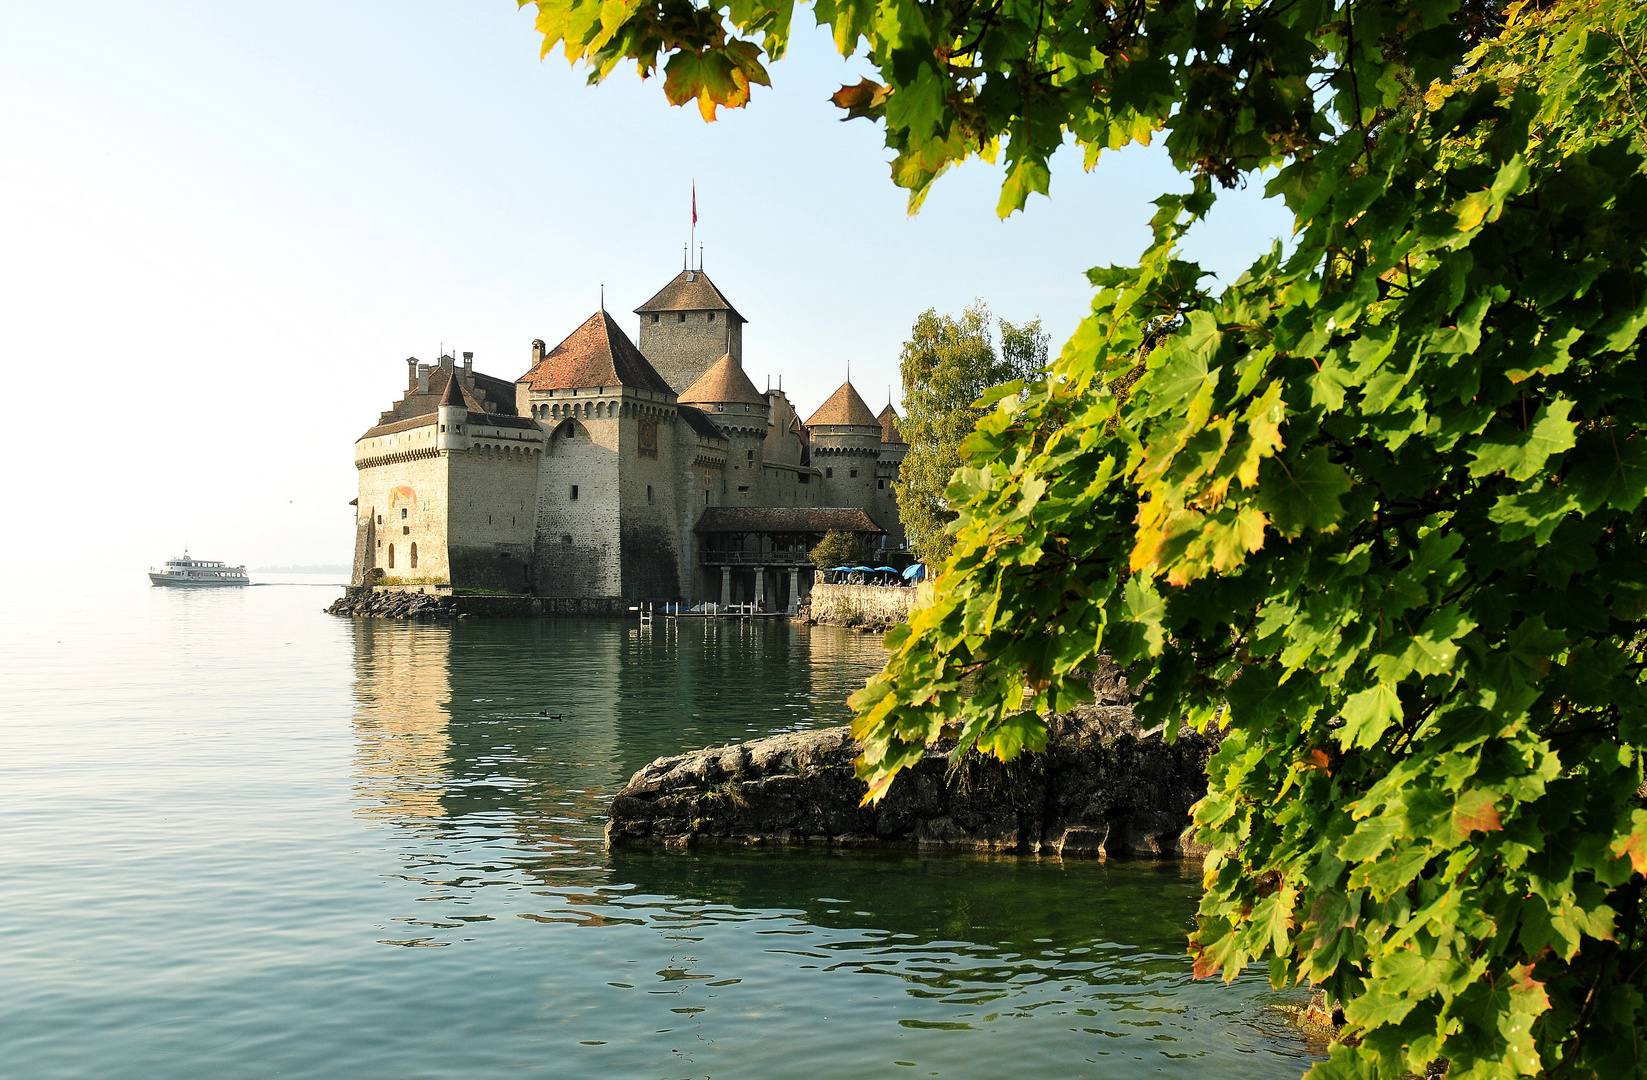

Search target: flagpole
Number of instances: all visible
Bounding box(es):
[690,180,696,272]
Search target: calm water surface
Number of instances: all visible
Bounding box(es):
[1,580,1317,1079]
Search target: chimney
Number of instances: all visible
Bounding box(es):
[406,357,418,392]
[417,364,430,395]
[531,339,546,365]
[462,351,473,376]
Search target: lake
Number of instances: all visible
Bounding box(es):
[0,579,1319,1079]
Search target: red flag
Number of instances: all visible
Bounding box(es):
[692,184,697,226]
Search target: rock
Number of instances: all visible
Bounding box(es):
[607,661,1220,858]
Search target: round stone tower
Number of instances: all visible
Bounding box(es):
[680,353,769,505]
[805,380,884,532]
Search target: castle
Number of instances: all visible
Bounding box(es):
[350,266,906,612]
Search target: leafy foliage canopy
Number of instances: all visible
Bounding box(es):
[519,0,1647,1075]
[895,303,1047,567]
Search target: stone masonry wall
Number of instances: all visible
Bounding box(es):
[638,310,742,395]
[619,405,683,600]
[356,449,450,584]
[534,415,621,597]
[808,582,919,627]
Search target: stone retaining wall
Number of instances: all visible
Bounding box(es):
[807,582,920,629]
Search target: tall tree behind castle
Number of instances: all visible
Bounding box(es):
[894,303,1047,566]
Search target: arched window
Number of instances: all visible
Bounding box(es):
[388,543,395,569]
[410,543,418,569]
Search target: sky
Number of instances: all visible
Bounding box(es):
[1,1,1293,575]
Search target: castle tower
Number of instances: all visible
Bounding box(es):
[634,270,745,395]
[516,311,682,600]
[805,381,886,537]
[679,354,769,505]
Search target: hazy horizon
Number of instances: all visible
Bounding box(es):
[5,1,1292,581]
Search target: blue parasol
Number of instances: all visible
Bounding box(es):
[901,563,925,580]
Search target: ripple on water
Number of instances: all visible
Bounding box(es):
[0,581,1319,1079]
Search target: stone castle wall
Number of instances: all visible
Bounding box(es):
[355,443,450,584]
[618,405,683,600]
[808,582,920,627]
[533,414,622,597]
[447,441,539,592]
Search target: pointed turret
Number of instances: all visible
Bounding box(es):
[877,404,905,446]
[436,363,470,451]
[680,353,767,409]
[805,381,881,431]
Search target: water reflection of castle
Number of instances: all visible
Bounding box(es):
[347,619,886,834]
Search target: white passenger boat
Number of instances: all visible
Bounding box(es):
[148,552,250,587]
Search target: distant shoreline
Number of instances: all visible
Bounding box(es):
[253,565,351,575]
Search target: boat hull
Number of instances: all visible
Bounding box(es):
[148,574,248,587]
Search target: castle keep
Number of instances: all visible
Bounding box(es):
[351,267,906,611]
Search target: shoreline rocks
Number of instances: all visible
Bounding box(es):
[608,666,1218,859]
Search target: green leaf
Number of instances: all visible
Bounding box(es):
[1255,450,1352,537]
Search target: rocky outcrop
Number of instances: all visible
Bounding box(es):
[328,587,460,619]
[608,665,1218,858]
[325,587,557,619]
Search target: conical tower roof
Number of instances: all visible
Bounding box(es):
[439,371,467,407]
[518,311,674,395]
[680,353,766,407]
[877,404,905,445]
[805,381,880,429]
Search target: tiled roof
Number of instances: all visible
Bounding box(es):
[361,414,436,440]
[518,311,675,395]
[439,372,466,406]
[694,506,884,534]
[878,404,905,445]
[634,270,745,321]
[804,381,881,429]
[465,413,539,431]
[677,405,729,442]
[376,365,519,426]
[680,354,767,407]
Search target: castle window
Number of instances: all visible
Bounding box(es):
[708,312,715,322]
[705,490,710,505]
[850,469,858,478]
[403,526,410,535]
[878,479,885,489]
[678,312,686,323]
[388,544,395,569]
[647,485,653,504]
[401,508,407,519]
[488,515,492,525]
[746,449,754,466]
[570,484,579,501]
[798,474,809,484]
[745,404,751,412]
[826,467,833,478]
[410,543,418,569]
[738,485,749,493]
[377,515,382,524]
[652,314,659,323]
[561,534,572,543]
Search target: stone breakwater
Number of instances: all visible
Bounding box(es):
[326,587,633,619]
[608,671,1217,858]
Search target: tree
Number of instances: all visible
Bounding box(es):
[809,530,872,570]
[519,0,1647,1075]
[895,303,1048,567]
